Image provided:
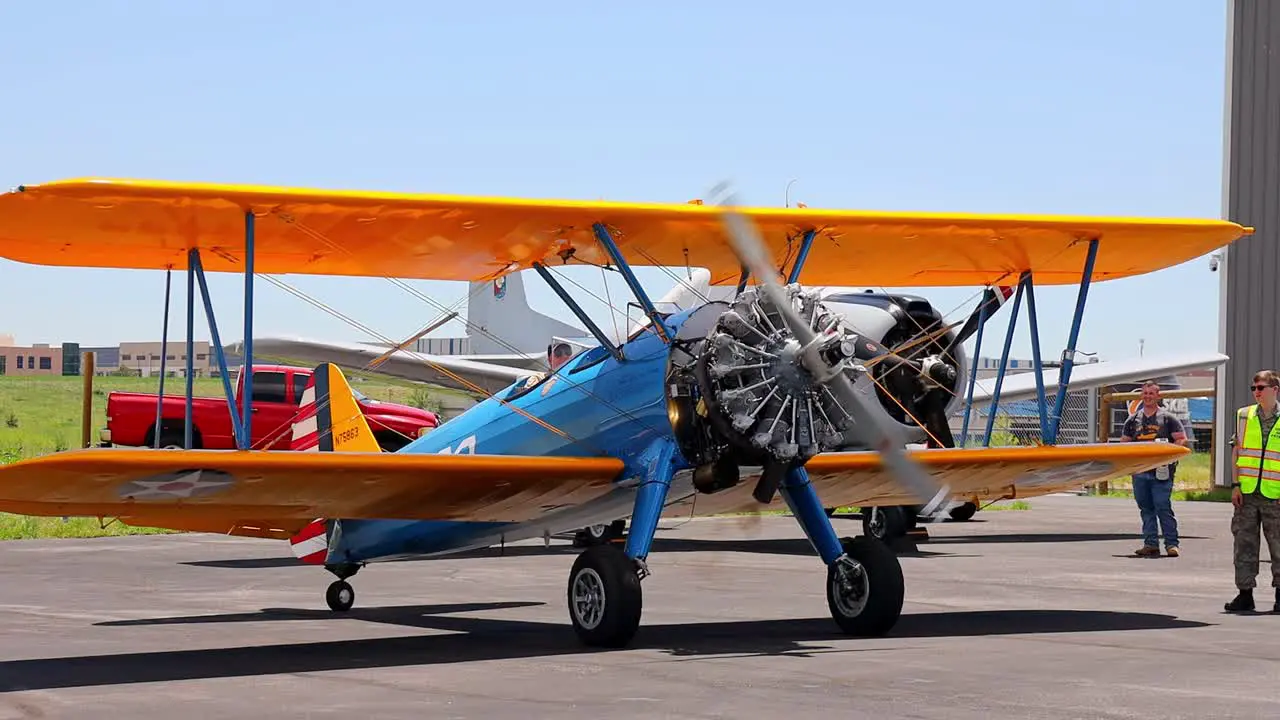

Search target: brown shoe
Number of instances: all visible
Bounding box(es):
[1166,547,1180,557]
[1135,545,1161,557]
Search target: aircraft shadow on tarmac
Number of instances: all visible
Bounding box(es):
[181,536,975,570]
[0,604,1211,693]
[181,528,1190,571]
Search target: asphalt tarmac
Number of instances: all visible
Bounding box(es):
[0,493,1276,719]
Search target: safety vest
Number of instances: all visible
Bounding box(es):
[1235,404,1280,499]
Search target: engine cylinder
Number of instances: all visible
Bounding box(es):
[692,285,859,467]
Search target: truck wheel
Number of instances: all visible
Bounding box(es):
[375,433,411,452]
[153,428,199,450]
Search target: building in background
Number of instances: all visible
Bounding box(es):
[1218,0,1280,487]
[0,335,242,378]
[0,342,63,376]
[115,341,216,377]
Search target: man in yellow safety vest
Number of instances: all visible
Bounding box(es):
[1225,369,1280,613]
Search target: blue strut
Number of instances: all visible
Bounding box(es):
[983,281,1025,446]
[622,437,679,561]
[242,211,256,444]
[786,229,817,284]
[191,250,248,450]
[1048,239,1099,442]
[184,251,196,450]
[779,467,845,564]
[1020,272,1050,443]
[593,223,674,343]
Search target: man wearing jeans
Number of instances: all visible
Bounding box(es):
[1119,381,1188,557]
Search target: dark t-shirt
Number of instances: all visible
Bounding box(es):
[1123,409,1183,442]
[1123,409,1185,478]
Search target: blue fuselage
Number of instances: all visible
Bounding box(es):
[327,309,698,563]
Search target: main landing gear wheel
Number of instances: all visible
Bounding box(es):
[326,580,355,612]
[567,544,642,648]
[827,535,904,636]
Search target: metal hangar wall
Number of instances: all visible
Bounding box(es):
[1217,0,1280,485]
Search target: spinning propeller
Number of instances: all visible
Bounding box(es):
[709,186,952,517]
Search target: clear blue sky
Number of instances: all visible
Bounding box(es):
[0,1,1231,363]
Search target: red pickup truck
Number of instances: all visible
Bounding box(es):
[101,364,439,452]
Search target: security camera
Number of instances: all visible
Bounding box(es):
[1209,254,1220,272]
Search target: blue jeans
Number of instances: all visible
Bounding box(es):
[1133,471,1178,548]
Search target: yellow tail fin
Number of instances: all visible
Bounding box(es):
[290,363,381,453]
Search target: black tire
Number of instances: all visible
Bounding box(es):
[862,505,909,541]
[826,535,904,636]
[566,544,642,648]
[572,519,625,547]
[948,501,978,522]
[326,580,355,612]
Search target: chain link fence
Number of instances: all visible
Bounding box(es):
[952,387,1097,447]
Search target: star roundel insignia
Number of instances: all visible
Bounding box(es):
[117,469,237,500]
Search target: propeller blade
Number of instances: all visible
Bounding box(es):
[712,187,952,516]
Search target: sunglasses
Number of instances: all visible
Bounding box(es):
[1252,385,1276,392]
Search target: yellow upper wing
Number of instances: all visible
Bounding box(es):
[662,442,1188,517]
[0,177,1252,287]
[0,448,625,536]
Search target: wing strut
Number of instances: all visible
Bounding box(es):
[592,223,674,343]
[190,248,247,450]
[532,262,624,361]
[163,211,257,450]
[960,237,1102,448]
[243,210,256,444]
[981,277,1026,446]
[785,229,817,284]
[1048,238,1100,442]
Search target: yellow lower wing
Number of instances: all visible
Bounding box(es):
[0,448,625,534]
[664,442,1188,517]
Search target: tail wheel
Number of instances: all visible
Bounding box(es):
[862,506,909,541]
[948,502,978,522]
[567,544,642,648]
[827,536,904,636]
[326,580,355,612]
[573,519,625,547]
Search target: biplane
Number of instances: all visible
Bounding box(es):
[0,177,1251,648]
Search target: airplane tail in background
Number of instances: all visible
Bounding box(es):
[288,362,379,565]
[463,271,586,356]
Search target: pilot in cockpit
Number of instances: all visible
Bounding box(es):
[508,340,575,397]
[547,340,574,372]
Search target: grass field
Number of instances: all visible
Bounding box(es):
[0,374,1225,539]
